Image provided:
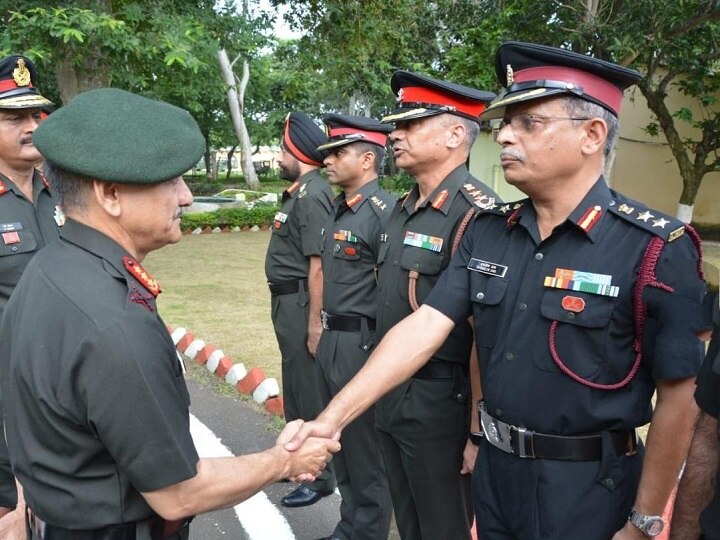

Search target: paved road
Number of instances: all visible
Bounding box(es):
[187,376,344,540]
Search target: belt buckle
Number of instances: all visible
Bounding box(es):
[479,402,514,454]
[321,311,329,330]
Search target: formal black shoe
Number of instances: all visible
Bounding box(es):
[280,485,332,508]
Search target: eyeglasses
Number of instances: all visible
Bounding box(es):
[491,114,590,140]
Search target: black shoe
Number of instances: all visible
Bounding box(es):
[280,484,332,508]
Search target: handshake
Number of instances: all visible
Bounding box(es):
[275,418,341,482]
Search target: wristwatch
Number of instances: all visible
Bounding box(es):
[628,508,664,537]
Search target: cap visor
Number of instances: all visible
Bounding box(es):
[381,107,445,124]
[480,87,562,120]
[316,138,355,151]
[0,93,53,109]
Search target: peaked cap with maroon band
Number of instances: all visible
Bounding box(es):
[481,41,641,120]
[0,54,53,109]
[282,112,328,166]
[317,113,393,151]
[381,70,496,124]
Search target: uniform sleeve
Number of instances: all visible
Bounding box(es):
[423,217,476,323]
[70,319,199,493]
[0,417,17,508]
[695,331,720,418]
[296,193,332,257]
[643,234,706,379]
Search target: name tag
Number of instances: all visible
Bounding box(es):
[274,212,288,223]
[467,258,507,278]
[0,222,22,232]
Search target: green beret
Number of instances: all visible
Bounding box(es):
[33,88,205,184]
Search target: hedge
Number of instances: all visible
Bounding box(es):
[181,206,279,231]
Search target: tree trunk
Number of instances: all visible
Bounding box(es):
[226,145,237,181]
[217,48,259,189]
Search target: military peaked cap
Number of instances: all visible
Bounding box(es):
[481,41,642,120]
[0,55,52,109]
[317,113,392,151]
[382,70,496,124]
[33,88,205,184]
[283,112,328,166]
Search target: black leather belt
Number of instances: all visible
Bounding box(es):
[321,311,375,332]
[479,402,637,461]
[27,507,191,540]
[268,279,307,296]
[412,361,467,379]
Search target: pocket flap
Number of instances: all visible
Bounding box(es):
[540,289,613,328]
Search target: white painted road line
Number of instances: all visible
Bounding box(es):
[189,414,297,540]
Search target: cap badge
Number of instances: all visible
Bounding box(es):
[397,88,404,102]
[506,64,514,86]
[12,58,31,87]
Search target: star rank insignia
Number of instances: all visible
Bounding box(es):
[652,217,669,229]
[636,210,654,222]
[499,204,511,213]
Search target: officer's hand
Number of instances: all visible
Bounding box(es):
[0,505,25,540]
[286,437,341,481]
[285,419,340,452]
[307,323,322,357]
[276,419,305,446]
[611,521,647,539]
[460,438,478,475]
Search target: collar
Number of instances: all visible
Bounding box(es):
[336,179,380,214]
[0,170,50,198]
[284,169,323,200]
[566,177,613,242]
[60,219,161,296]
[402,164,469,216]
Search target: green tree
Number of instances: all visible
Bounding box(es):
[445,0,720,223]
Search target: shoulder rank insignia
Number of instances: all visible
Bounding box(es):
[462,183,497,210]
[577,205,602,233]
[123,256,161,297]
[608,200,685,242]
[370,195,388,211]
[432,189,448,209]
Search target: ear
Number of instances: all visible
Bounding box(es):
[360,150,375,172]
[445,121,467,150]
[92,181,122,217]
[580,118,607,157]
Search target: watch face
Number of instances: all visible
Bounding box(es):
[646,518,664,536]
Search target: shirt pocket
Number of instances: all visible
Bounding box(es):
[0,230,37,257]
[331,242,363,284]
[399,245,445,302]
[532,289,614,378]
[470,272,509,349]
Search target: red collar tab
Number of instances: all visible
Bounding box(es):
[578,205,603,233]
[39,172,50,190]
[346,193,363,207]
[514,66,623,115]
[328,127,388,147]
[286,180,301,194]
[123,256,161,297]
[507,204,523,226]
[0,178,7,197]
[431,189,449,209]
[283,121,323,166]
[399,86,487,118]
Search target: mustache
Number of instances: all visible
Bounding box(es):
[500,149,524,161]
[20,136,34,145]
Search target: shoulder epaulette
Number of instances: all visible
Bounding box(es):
[460,181,498,210]
[369,193,392,218]
[476,200,526,218]
[608,201,686,242]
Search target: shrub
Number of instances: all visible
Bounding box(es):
[180,206,279,231]
[380,171,415,195]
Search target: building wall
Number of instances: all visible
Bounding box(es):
[469,89,720,224]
